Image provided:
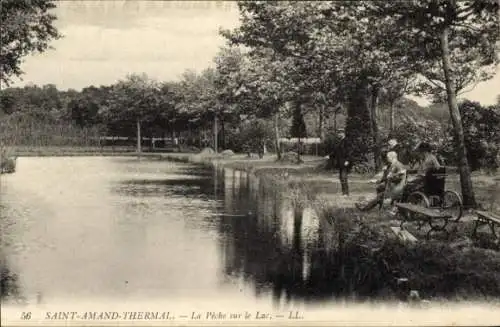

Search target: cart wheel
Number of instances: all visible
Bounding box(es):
[407,191,430,220]
[442,190,463,222]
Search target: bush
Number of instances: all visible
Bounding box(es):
[314,205,500,300]
[456,101,500,172]
[224,127,244,153]
[280,141,318,156]
[239,118,274,157]
[390,119,447,167]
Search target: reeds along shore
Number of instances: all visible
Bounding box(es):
[0,149,17,174]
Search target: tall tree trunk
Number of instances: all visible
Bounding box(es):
[136,119,142,156]
[297,137,302,164]
[213,114,218,153]
[294,102,303,164]
[274,112,282,160]
[220,117,225,151]
[333,109,338,133]
[318,105,325,139]
[370,85,382,171]
[389,101,395,133]
[171,126,176,150]
[440,26,476,208]
[345,77,372,165]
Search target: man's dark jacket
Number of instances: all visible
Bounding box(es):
[329,138,353,171]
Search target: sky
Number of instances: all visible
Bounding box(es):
[9,0,500,106]
[10,1,240,89]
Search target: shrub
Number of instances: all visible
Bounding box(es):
[224,127,244,153]
[390,119,447,167]
[314,205,500,300]
[239,118,274,157]
[456,101,500,172]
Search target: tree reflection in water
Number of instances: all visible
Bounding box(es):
[1,201,26,305]
[216,167,396,307]
[0,251,25,304]
[216,168,332,305]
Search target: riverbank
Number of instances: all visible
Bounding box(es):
[159,151,500,302]
[158,151,499,210]
[3,149,500,301]
[6,146,142,157]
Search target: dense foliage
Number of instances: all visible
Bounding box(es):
[0,0,61,85]
[458,100,500,173]
[1,0,499,205]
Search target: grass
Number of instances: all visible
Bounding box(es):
[4,145,187,157]
[5,145,137,156]
[163,150,499,210]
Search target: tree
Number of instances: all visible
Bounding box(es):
[222,2,345,161]
[289,102,307,163]
[0,84,105,147]
[306,1,425,170]
[0,88,20,115]
[370,0,499,207]
[156,82,182,141]
[105,73,161,154]
[379,77,416,133]
[457,100,500,172]
[344,76,373,166]
[175,68,219,149]
[239,118,274,158]
[0,84,63,122]
[224,1,426,170]
[68,86,110,128]
[218,47,294,160]
[213,47,250,150]
[0,0,61,86]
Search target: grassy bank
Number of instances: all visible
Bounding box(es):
[160,151,499,210]
[4,146,188,157]
[5,146,138,157]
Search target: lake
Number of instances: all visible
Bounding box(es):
[0,156,337,310]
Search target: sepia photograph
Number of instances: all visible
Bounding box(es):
[1,0,500,326]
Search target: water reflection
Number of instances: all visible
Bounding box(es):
[0,250,24,304]
[215,168,322,304]
[216,167,387,305]
[0,157,232,305]
[1,157,388,308]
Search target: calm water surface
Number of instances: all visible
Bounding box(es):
[1,156,334,308]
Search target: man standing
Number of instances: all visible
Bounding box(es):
[328,130,352,196]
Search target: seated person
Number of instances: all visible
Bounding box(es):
[356,151,406,212]
[402,141,441,199]
[369,138,399,183]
